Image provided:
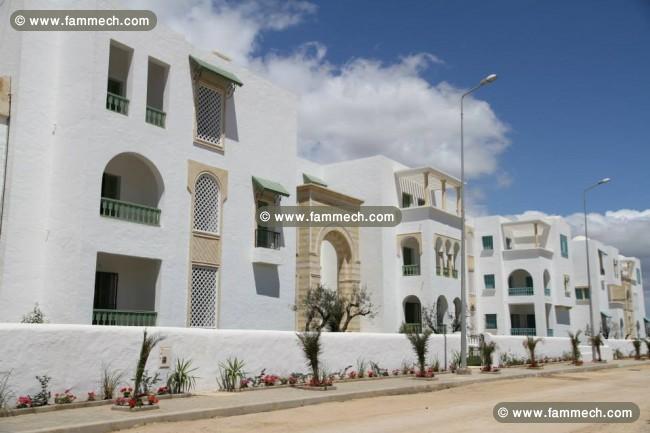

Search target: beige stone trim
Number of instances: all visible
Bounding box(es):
[0,76,10,118]
[396,232,422,256]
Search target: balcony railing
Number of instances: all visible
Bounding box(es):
[452,269,458,279]
[508,287,534,296]
[93,309,157,326]
[106,92,129,115]
[100,197,161,226]
[402,264,420,276]
[511,328,536,336]
[547,329,554,337]
[544,287,551,297]
[402,323,422,333]
[255,228,281,249]
[443,268,450,277]
[436,266,441,276]
[146,106,166,128]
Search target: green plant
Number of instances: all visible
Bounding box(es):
[405,328,432,376]
[133,330,165,401]
[0,370,14,413]
[479,334,497,371]
[568,330,582,364]
[590,334,604,362]
[217,358,246,392]
[31,375,51,407]
[632,339,642,359]
[297,331,322,384]
[133,370,161,395]
[167,358,198,394]
[296,285,377,332]
[644,339,650,359]
[450,350,461,371]
[100,365,123,400]
[356,358,366,378]
[613,348,624,360]
[21,303,47,323]
[522,336,544,367]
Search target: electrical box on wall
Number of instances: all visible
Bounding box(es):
[159,346,171,369]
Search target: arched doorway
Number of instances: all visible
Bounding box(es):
[436,295,448,329]
[403,295,422,332]
[320,239,339,291]
[508,269,534,295]
[453,297,462,332]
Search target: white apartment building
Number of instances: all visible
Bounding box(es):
[0,1,645,339]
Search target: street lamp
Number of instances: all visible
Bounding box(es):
[583,177,611,361]
[459,74,498,373]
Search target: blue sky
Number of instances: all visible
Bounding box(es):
[257,0,650,217]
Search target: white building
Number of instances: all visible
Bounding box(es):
[0,0,645,339]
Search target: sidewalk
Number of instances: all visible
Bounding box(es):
[1,360,646,433]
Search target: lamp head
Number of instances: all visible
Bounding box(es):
[480,74,498,85]
[598,178,611,185]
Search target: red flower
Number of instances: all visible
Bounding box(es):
[128,398,137,409]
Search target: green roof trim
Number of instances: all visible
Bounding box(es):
[190,55,243,87]
[252,176,290,197]
[644,317,650,323]
[302,173,327,187]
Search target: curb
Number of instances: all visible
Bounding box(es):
[16,362,637,433]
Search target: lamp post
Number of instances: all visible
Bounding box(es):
[459,74,497,373]
[583,177,610,361]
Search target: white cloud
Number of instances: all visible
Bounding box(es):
[129,0,510,179]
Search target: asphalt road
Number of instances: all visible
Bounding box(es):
[123,364,650,433]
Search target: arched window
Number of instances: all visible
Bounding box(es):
[193,173,220,234]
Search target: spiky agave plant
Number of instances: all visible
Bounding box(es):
[133,330,165,401]
[479,334,497,372]
[589,334,604,362]
[405,328,432,376]
[167,358,198,394]
[297,331,322,385]
[522,336,544,367]
[568,330,582,365]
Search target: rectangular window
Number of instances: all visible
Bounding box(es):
[101,173,121,200]
[194,82,225,147]
[417,198,425,206]
[482,235,493,250]
[189,265,217,328]
[146,57,169,128]
[402,247,414,266]
[401,193,412,208]
[485,314,497,329]
[93,272,118,310]
[555,306,571,325]
[575,287,590,300]
[483,274,495,289]
[106,41,133,115]
[560,234,569,258]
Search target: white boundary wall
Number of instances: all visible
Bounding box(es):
[0,324,638,397]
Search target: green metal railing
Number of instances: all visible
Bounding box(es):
[544,287,551,296]
[511,328,536,336]
[508,287,534,296]
[402,264,420,276]
[93,309,157,326]
[106,92,129,115]
[452,269,459,279]
[255,228,281,249]
[443,268,450,277]
[547,329,554,336]
[146,106,166,128]
[100,197,161,226]
[436,266,441,276]
[402,323,422,333]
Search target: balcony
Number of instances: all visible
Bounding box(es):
[93,309,157,326]
[452,269,458,279]
[544,287,551,297]
[255,228,281,249]
[402,323,422,333]
[106,92,129,115]
[509,287,534,296]
[100,197,161,226]
[145,106,166,128]
[511,328,536,336]
[403,264,420,276]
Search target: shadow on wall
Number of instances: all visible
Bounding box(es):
[253,263,280,298]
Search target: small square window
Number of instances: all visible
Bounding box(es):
[484,274,495,289]
[482,236,494,250]
[485,314,497,329]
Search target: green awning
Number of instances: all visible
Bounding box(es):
[189,55,243,87]
[644,317,650,323]
[302,173,327,187]
[600,311,612,318]
[252,176,290,197]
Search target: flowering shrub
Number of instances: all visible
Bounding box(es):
[288,375,298,385]
[87,391,96,401]
[367,370,375,378]
[16,395,32,409]
[114,396,129,406]
[308,377,333,387]
[119,387,133,398]
[54,390,77,404]
[392,369,400,376]
[156,386,170,395]
[147,394,159,405]
[347,371,357,379]
[263,375,279,386]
